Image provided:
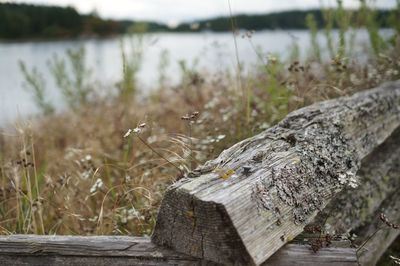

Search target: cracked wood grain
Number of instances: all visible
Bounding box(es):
[0,235,357,265]
[152,80,400,265]
[0,235,207,266]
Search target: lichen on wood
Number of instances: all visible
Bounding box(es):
[316,126,400,234]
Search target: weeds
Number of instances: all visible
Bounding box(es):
[19,62,54,115]
[118,23,148,99]
[49,47,93,109]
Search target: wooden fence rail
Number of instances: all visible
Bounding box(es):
[0,235,357,266]
[0,80,399,265]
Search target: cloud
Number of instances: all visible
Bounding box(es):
[9,0,398,23]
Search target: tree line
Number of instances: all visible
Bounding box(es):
[0,2,393,40]
[0,3,167,39]
[176,9,392,32]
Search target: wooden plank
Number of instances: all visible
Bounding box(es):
[264,243,358,266]
[0,235,208,266]
[151,80,400,265]
[0,235,357,266]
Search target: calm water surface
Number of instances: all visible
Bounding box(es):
[0,30,391,126]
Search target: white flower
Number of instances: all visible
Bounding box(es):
[123,129,132,138]
[88,216,98,222]
[132,127,142,134]
[81,170,91,180]
[127,207,140,220]
[216,134,226,141]
[85,155,92,161]
[90,178,104,194]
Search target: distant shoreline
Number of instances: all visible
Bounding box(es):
[0,3,394,41]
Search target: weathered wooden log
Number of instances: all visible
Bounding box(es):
[315,126,400,233]
[0,235,357,266]
[152,80,400,265]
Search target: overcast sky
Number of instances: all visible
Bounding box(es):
[7,0,398,25]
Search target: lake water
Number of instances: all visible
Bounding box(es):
[0,29,392,126]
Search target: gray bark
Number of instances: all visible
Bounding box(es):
[152,80,400,265]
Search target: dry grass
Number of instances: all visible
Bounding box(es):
[0,31,399,236]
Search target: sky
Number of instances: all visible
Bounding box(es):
[7,0,398,25]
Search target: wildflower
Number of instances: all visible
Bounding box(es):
[124,123,146,138]
[127,207,141,220]
[88,216,98,222]
[216,134,226,141]
[90,178,104,194]
[81,170,91,180]
[123,129,132,138]
[181,111,200,121]
[132,127,142,134]
[380,213,400,229]
[267,53,277,64]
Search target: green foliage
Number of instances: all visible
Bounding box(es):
[178,58,201,88]
[358,0,386,55]
[306,13,321,61]
[335,0,351,58]
[388,0,400,42]
[259,55,290,123]
[19,61,55,115]
[118,24,148,99]
[157,49,170,88]
[322,7,335,58]
[48,47,92,109]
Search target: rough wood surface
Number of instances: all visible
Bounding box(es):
[264,242,358,266]
[0,235,207,266]
[316,126,400,233]
[152,80,400,265]
[0,235,357,266]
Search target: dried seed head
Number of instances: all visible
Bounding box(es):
[181,111,200,121]
[123,129,132,138]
